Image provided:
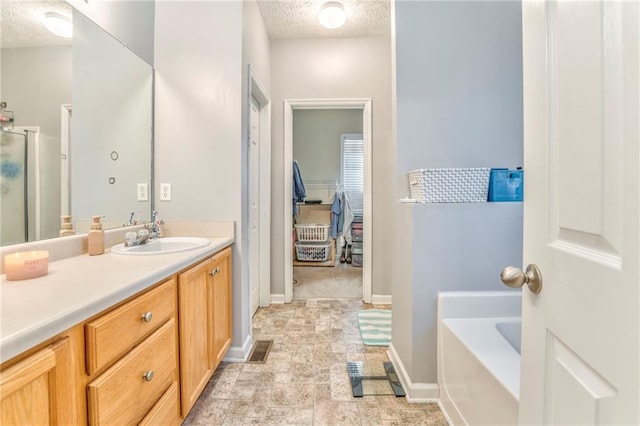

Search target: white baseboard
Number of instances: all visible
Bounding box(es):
[371,294,392,304]
[388,343,439,402]
[438,400,454,426]
[270,294,285,304]
[223,334,253,362]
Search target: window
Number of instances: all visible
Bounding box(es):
[341,133,364,215]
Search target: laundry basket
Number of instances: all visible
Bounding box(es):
[295,242,331,262]
[295,224,330,242]
[408,168,491,203]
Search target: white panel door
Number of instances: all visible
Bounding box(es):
[520,1,639,424]
[249,97,261,316]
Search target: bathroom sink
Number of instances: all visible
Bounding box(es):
[110,237,211,255]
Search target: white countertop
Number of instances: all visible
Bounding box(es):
[0,237,233,363]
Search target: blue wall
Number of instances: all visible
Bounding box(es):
[396,1,523,174]
[392,0,524,389]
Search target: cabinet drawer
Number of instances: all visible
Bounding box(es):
[86,278,176,375]
[87,319,177,426]
[138,381,180,426]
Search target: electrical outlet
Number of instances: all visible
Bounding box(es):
[137,183,148,201]
[160,183,172,201]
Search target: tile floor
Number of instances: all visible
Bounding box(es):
[184,299,448,425]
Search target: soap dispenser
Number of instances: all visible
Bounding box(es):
[59,215,75,237]
[88,215,105,256]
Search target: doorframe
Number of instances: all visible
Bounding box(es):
[60,104,72,216]
[16,126,41,241]
[283,98,373,303]
[248,65,272,309]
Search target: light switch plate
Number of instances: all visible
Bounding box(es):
[160,183,172,201]
[137,183,148,201]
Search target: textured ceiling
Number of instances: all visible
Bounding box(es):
[257,0,390,40]
[1,0,390,48]
[1,0,72,48]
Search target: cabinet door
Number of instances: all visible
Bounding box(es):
[0,337,76,426]
[178,257,215,417]
[211,248,232,368]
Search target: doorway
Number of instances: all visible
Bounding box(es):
[247,66,272,316]
[283,99,373,303]
[292,110,363,298]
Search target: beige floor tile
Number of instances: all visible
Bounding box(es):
[313,401,361,425]
[185,297,448,425]
[263,407,314,424]
[268,383,315,407]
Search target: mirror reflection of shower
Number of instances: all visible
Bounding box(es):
[0,102,15,127]
[0,127,41,245]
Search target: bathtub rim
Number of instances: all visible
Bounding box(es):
[441,316,521,400]
[437,291,522,426]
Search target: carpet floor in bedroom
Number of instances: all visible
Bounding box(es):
[293,261,362,299]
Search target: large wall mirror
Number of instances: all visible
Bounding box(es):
[0,0,153,246]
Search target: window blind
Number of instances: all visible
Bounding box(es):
[341,134,364,215]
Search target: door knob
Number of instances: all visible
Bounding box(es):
[500,264,542,294]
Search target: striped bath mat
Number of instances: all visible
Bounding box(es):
[357,309,391,346]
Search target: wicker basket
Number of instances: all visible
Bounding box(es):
[295,224,330,242]
[408,168,491,203]
[295,242,331,262]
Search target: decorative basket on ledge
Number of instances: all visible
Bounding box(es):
[408,168,491,203]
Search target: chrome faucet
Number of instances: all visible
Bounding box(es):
[147,210,163,239]
[124,228,151,247]
[124,211,163,247]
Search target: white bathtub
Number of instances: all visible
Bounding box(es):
[437,292,521,426]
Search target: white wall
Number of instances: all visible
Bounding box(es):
[392,0,524,393]
[270,37,393,297]
[154,1,249,355]
[293,109,363,184]
[1,46,71,240]
[242,0,271,89]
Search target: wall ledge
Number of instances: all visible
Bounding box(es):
[388,343,440,402]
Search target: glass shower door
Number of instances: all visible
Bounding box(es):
[1,129,28,245]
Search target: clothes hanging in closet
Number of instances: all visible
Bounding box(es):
[330,190,354,241]
[293,160,306,216]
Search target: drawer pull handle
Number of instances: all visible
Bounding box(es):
[209,267,221,276]
[143,370,154,382]
[141,312,153,322]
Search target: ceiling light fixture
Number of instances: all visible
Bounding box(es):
[42,12,73,38]
[318,2,346,29]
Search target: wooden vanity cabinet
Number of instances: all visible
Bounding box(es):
[0,244,232,425]
[0,337,77,425]
[178,247,232,417]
